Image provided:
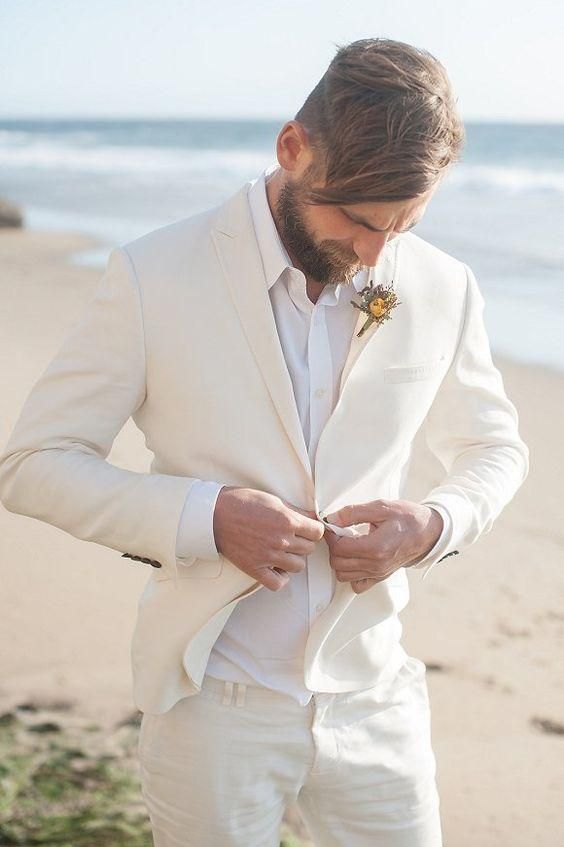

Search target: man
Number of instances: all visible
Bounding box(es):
[0,38,528,846]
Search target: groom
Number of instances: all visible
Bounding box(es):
[0,38,528,846]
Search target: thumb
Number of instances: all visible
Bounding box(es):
[325,500,391,527]
[288,504,324,524]
[300,508,323,522]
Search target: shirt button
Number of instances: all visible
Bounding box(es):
[314,388,326,398]
[315,602,324,614]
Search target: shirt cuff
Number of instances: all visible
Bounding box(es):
[407,503,453,578]
[175,480,227,563]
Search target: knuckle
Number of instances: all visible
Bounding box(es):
[280,515,295,534]
[274,506,291,527]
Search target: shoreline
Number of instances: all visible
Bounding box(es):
[1,224,563,845]
[7,222,564,378]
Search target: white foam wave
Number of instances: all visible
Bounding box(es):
[446,163,564,194]
[0,138,273,177]
[0,130,33,145]
[1,135,563,195]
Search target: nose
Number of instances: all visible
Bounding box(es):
[353,231,392,267]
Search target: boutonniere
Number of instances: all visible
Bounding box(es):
[350,279,401,338]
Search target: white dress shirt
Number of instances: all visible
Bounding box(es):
[175,162,450,705]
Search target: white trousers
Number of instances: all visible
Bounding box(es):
[138,655,443,846]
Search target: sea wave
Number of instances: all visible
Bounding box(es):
[445,163,564,193]
[0,138,273,177]
[1,135,564,195]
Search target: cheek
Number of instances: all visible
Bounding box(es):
[311,209,353,242]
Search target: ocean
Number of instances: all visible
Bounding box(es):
[0,118,563,370]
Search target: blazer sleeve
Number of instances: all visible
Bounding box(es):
[0,246,197,586]
[410,261,529,580]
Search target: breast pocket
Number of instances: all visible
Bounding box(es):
[383,358,446,384]
[153,557,224,581]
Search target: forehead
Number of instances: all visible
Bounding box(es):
[342,186,436,219]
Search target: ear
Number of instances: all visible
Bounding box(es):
[277,120,315,174]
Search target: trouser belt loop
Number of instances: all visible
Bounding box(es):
[221,681,234,706]
[235,683,247,707]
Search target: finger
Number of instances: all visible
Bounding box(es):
[300,508,321,521]
[271,551,307,573]
[351,578,377,594]
[285,537,318,557]
[334,569,386,583]
[330,554,390,572]
[335,569,384,581]
[258,566,290,592]
[334,571,378,590]
[323,529,380,557]
[325,499,395,528]
[288,507,325,542]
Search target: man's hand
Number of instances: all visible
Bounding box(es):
[213,487,325,591]
[323,499,444,594]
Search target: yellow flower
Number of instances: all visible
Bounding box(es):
[369,297,387,318]
[350,279,401,337]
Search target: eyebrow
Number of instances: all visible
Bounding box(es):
[342,209,421,233]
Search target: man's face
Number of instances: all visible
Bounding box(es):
[273,165,437,286]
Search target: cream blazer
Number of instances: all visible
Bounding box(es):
[0,180,529,714]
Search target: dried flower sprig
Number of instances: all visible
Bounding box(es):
[350,279,401,338]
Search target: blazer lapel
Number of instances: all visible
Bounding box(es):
[310,238,401,488]
[209,181,400,490]
[338,238,400,395]
[211,183,312,480]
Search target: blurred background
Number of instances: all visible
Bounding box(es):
[0,2,563,845]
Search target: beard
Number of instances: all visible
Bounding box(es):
[274,178,364,286]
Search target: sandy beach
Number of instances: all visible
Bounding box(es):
[0,226,562,845]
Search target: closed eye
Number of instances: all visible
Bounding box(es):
[341,209,420,234]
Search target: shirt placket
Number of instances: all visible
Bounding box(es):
[307,297,336,629]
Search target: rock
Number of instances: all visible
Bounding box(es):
[0,198,24,228]
[530,716,564,735]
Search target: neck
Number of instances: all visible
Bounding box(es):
[265,168,325,304]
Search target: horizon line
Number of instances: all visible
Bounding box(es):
[0,114,563,127]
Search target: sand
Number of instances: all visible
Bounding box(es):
[0,226,562,845]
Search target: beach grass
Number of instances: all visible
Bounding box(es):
[0,705,151,845]
[0,703,308,846]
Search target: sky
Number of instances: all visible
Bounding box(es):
[1,0,563,123]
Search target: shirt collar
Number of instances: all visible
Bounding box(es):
[247,162,369,300]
